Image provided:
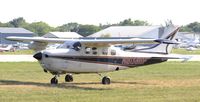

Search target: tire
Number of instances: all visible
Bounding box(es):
[65,74,73,82]
[102,76,111,85]
[51,77,58,84]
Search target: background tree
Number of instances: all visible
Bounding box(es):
[180,22,200,33]
[56,22,79,32]
[27,22,53,36]
[99,23,111,29]
[2,17,200,36]
[0,22,12,27]
[133,20,149,26]
[9,17,28,27]
[77,25,101,37]
[179,26,192,32]
[118,18,149,26]
[119,18,133,26]
[187,22,200,33]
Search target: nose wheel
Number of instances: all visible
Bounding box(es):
[65,74,73,82]
[50,76,58,85]
[102,76,111,85]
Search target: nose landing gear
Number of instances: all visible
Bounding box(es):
[50,76,58,85]
[102,76,111,85]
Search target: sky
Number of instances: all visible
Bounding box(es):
[0,0,200,27]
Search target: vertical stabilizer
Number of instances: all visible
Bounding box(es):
[136,24,179,54]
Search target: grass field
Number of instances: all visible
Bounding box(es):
[0,50,34,55]
[172,48,200,55]
[0,62,200,102]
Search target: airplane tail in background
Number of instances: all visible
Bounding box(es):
[135,24,180,54]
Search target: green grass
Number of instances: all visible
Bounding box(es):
[0,62,200,102]
[0,50,34,55]
[172,48,200,54]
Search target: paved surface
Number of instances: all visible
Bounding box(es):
[0,55,200,62]
[0,55,36,62]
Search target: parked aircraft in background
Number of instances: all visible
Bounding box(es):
[0,45,14,52]
[6,24,191,85]
[179,35,200,48]
[186,46,198,51]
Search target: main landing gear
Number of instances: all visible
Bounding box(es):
[50,74,111,85]
[65,74,73,82]
[98,73,111,85]
[51,76,58,85]
[50,74,74,85]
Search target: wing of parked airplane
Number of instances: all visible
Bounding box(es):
[0,45,13,51]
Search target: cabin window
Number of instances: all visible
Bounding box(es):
[111,50,116,55]
[85,47,91,54]
[92,47,97,50]
[93,51,97,55]
[92,47,97,55]
[102,49,108,55]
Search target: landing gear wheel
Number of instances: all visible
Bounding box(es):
[65,74,73,82]
[102,76,111,85]
[51,77,58,85]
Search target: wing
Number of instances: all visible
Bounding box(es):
[6,36,67,43]
[6,36,178,45]
[6,36,179,51]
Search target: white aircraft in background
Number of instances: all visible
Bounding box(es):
[179,34,200,49]
[0,45,14,52]
[186,46,197,51]
[6,25,190,85]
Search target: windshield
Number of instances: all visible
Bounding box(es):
[57,43,71,49]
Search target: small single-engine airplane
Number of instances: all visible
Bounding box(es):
[0,45,14,52]
[6,24,191,85]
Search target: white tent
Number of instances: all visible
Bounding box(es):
[88,26,161,38]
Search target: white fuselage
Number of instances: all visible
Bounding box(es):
[39,46,127,74]
[37,45,167,74]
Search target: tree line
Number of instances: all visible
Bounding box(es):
[0,18,149,36]
[0,17,199,37]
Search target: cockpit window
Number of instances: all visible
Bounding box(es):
[92,47,97,50]
[57,44,70,49]
[92,47,97,55]
[102,48,108,55]
[57,42,82,51]
[73,42,82,51]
